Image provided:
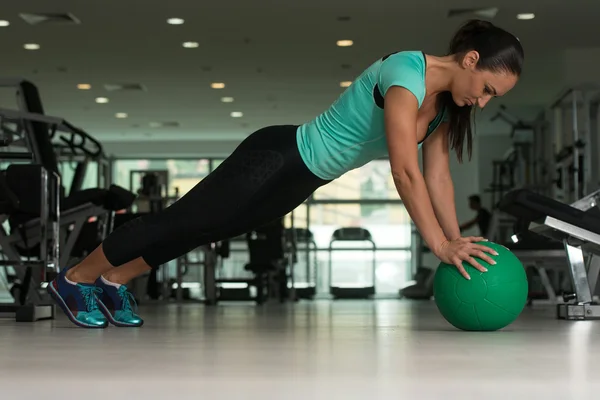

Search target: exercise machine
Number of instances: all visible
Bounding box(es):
[0,162,58,322]
[485,105,537,208]
[202,218,290,304]
[129,170,178,213]
[547,85,600,204]
[328,227,376,299]
[286,227,318,299]
[0,79,135,317]
[499,188,600,320]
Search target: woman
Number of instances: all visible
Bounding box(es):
[48,19,524,328]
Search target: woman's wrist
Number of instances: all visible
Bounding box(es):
[431,237,450,258]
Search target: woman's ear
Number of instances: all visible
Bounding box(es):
[462,50,480,70]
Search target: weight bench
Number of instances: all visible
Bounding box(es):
[499,188,600,320]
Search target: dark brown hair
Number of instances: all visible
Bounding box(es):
[442,19,524,162]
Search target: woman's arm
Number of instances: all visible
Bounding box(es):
[422,122,462,241]
[384,86,496,278]
[383,86,448,255]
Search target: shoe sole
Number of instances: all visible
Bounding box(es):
[47,282,108,329]
[97,300,144,328]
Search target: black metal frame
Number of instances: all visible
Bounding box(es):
[0,164,59,322]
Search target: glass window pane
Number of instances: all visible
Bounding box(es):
[112,159,150,191]
[168,159,210,196]
[283,203,308,229]
[211,159,225,172]
[113,159,210,197]
[58,161,99,193]
[301,202,413,295]
[82,162,98,190]
[313,160,398,200]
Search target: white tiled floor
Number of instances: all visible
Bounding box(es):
[1,300,599,399]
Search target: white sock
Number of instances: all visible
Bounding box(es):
[64,275,77,286]
[101,275,122,289]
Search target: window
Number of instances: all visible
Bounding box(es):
[211,159,225,171]
[113,159,210,196]
[59,161,99,194]
[313,160,398,200]
[284,202,413,295]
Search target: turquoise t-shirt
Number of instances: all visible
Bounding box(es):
[296,50,445,181]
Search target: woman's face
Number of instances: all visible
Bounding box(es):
[450,51,519,109]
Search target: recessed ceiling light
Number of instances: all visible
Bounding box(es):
[230,111,243,118]
[340,81,352,88]
[182,41,199,48]
[24,43,40,50]
[77,83,91,90]
[115,113,128,119]
[517,13,535,20]
[221,97,234,103]
[167,18,184,25]
[95,97,109,104]
[336,40,354,47]
[0,20,9,27]
[211,82,225,89]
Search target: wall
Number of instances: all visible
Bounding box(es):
[564,47,600,87]
[103,140,239,158]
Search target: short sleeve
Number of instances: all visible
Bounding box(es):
[378,52,426,107]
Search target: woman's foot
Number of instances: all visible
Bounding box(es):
[47,268,108,329]
[94,276,144,327]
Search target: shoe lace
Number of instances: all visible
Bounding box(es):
[79,286,103,312]
[117,286,138,314]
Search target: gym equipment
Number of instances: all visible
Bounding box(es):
[202,218,289,305]
[433,241,528,331]
[499,188,600,320]
[0,79,135,315]
[0,163,58,322]
[400,228,435,300]
[486,105,537,208]
[285,228,317,299]
[504,238,567,304]
[546,86,600,204]
[129,170,178,213]
[400,266,435,299]
[328,227,376,299]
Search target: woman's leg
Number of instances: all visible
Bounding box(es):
[48,125,329,328]
[102,257,150,285]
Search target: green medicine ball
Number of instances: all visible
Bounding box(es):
[433,241,528,331]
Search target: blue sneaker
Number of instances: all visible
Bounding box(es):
[47,269,108,329]
[95,277,144,327]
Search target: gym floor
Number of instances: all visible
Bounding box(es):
[1,300,598,399]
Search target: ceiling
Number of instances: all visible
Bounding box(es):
[0,0,597,153]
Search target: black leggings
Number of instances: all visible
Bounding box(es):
[102,125,330,269]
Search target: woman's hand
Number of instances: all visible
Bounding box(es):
[435,237,498,280]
